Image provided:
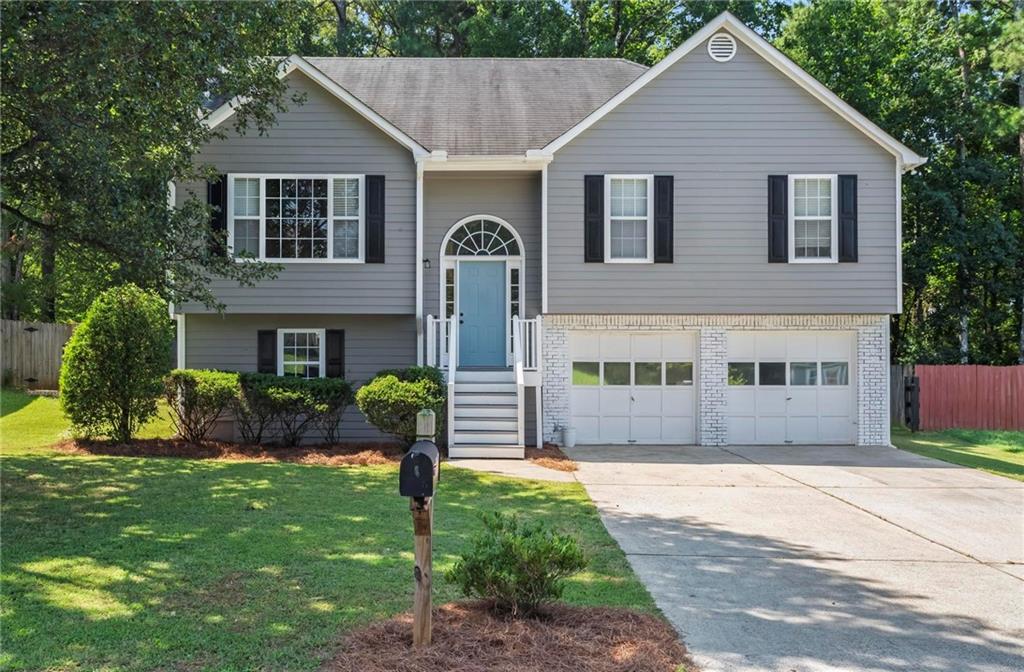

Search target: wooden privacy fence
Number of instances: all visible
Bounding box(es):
[891,364,1024,431]
[1,319,76,389]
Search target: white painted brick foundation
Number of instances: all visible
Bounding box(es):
[541,314,891,447]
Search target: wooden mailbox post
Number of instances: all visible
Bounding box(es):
[399,409,439,647]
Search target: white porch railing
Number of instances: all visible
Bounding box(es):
[512,315,526,447]
[425,315,450,369]
[445,314,457,448]
[521,316,542,371]
[426,313,542,374]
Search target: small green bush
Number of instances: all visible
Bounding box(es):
[233,373,279,444]
[445,512,587,618]
[60,284,172,442]
[233,373,353,446]
[355,366,445,443]
[164,369,239,443]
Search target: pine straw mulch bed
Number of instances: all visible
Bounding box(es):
[525,444,578,472]
[51,437,579,472]
[52,438,405,466]
[322,601,692,672]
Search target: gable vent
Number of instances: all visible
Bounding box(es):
[707,33,737,62]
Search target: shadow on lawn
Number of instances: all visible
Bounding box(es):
[0,388,37,417]
[1,454,617,672]
[601,506,1024,672]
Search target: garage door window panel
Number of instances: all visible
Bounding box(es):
[790,362,818,385]
[666,362,693,386]
[821,362,849,385]
[759,362,786,386]
[729,362,755,386]
[572,361,600,385]
[603,362,631,386]
[634,362,662,385]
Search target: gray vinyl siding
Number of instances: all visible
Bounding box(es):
[178,71,416,314]
[422,172,541,321]
[547,36,899,314]
[184,313,416,440]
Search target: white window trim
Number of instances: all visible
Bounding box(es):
[788,174,839,264]
[227,174,365,264]
[604,174,654,264]
[276,328,326,378]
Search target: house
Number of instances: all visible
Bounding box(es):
[171,12,926,458]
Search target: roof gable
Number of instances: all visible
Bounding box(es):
[203,56,430,158]
[541,12,926,170]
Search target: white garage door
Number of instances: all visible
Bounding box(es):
[570,332,697,444]
[726,331,856,444]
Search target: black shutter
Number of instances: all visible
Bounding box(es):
[767,175,788,263]
[207,174,228,257]
[325,329,345,378]
[257,330,276,374]
[654,175,674,263]
[838,174,858,262]
[584,175,604,262]
[365,175,385,263]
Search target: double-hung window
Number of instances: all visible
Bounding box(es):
[789,174,838,263]
[278,328,325,378]
[605,175,654,263]
[228,175,364,262]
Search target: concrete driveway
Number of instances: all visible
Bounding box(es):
[564,444,1024,672]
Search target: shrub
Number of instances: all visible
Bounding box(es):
[233,373,279,444]
[60,284,172,442]
[305,377,355,444]
[163,369,239,443]
[445,512,586,618]
[355,366,445,443]
[233,373,354,446]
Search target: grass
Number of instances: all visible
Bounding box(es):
[0,388,175,455]
[892,426,1024,482]
[0,389,657,672]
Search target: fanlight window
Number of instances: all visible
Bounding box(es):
[445,219,521,256]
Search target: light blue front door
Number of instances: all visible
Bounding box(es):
[459,261,506,367]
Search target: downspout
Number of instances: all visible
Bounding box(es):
[415,160,424,365]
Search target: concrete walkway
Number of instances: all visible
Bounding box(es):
[446,457,577,482]
[564,444,1024,672]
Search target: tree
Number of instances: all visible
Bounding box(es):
[1,1,312,316]
[779,0,1023,366]
[60,284,172,443]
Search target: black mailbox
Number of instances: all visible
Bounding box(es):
[400,440,440,498]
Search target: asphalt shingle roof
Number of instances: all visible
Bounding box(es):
[304,57,647,155]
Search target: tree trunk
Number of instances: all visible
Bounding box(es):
[331,0,348,56]
[1,218,26,320]
[40,224,56,321]
[1018,74,1024,363]
[953,2,971,364]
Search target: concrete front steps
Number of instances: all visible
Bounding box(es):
[449,368,524,459]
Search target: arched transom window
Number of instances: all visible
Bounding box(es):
[444,218,521,256]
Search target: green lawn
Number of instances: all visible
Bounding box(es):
[0,389,657,672]
[892,426,1024,482]
[1,388,175,454]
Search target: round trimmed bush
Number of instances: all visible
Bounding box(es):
[355,366,445,443]
[60,284,172,442]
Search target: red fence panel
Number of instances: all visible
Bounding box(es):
[915,365,1024,431]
